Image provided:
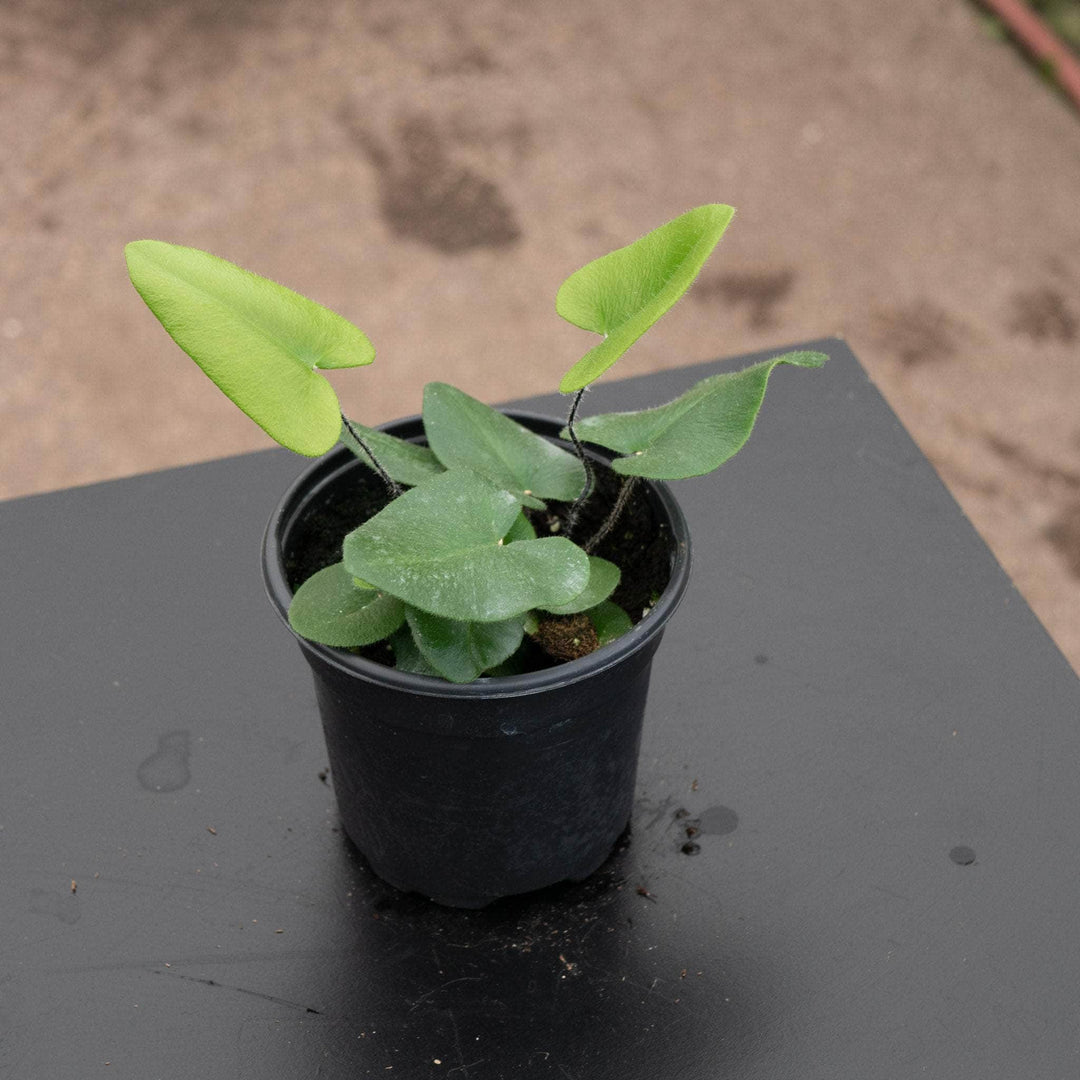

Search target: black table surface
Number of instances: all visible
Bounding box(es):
[3,339,1079,1079]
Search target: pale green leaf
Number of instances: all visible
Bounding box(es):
[540,556,620,614]
[588,600,633,646]
[339,419,444,487]
[287,562,405,647]
[557,205,735,393]
[404,607,525,684]
[423,383,585,508]
[125,240,374,456]
[569,350,827,480]
[342,469,590,622]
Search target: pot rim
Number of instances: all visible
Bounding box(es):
[261,410,692,700]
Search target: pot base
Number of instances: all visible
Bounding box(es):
[360,817,629,909]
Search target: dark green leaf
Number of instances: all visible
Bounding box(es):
[125,240,374,456]
[423,383,585,508]
[569,351,826,479]
[540,556,620,614]
[405,607,525,684]
[391,625,441,676]
[588,600,633,646]
[287,562,405,647]
[339,419,444,487]
[481,650,530,678]
[342,469,590,621]
[557,205,735,392]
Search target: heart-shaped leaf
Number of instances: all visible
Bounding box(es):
[588,600,633,646]
[557,205,735,393]
[125,240,374,456]
[287,562,405,647]
[339,419,444,487]
[569,350,827,479]
[342,469,590,621]
[404,607,525,683]
[540,556,620,615]
[423,383,585,508]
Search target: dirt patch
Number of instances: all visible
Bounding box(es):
[1046,503,1080,580]
[338,108,522,254]
[694,268,796,329]
[426,42,498,75]
[3,0,278,70]
[872,300,963,366]
[984,433,1080,490]
[1008,287,1078,343]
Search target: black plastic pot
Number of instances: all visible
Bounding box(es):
[262,414,691,907]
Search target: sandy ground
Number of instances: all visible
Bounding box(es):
[2,0,1078,673]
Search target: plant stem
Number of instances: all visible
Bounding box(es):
[563,388,594,540]
[341,414,403,499]
[585,475,638,555]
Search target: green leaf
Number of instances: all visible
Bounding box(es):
[481,651,530,678]
[503,511,537,543]
[423,383,585,508]
[339,419,444,487]
[588,600,633,646]
[404,607,525,684]
[390,625,441,676]
[125,240,374,456]
[569,350,827,480]
[287,562,405,647]
[342,469,591,622]
[557,205,735,393]
[540,556,620,614]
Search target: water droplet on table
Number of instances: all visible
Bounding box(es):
[137,730,191,792]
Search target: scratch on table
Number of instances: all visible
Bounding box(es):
[853,444,925,484]
[153,969,321,1013]
[407,976,484,1012]
[637,794,678,830]
[870,882,913,904]
[446,1060,485,1076]
[447,1007,469,1077]
[586,968,714,1021]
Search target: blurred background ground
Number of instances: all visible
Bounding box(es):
[2,0,1078,672]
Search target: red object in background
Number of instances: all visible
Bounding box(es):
[979,0,1080,111]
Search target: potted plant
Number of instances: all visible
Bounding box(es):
[126,204,825,907]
